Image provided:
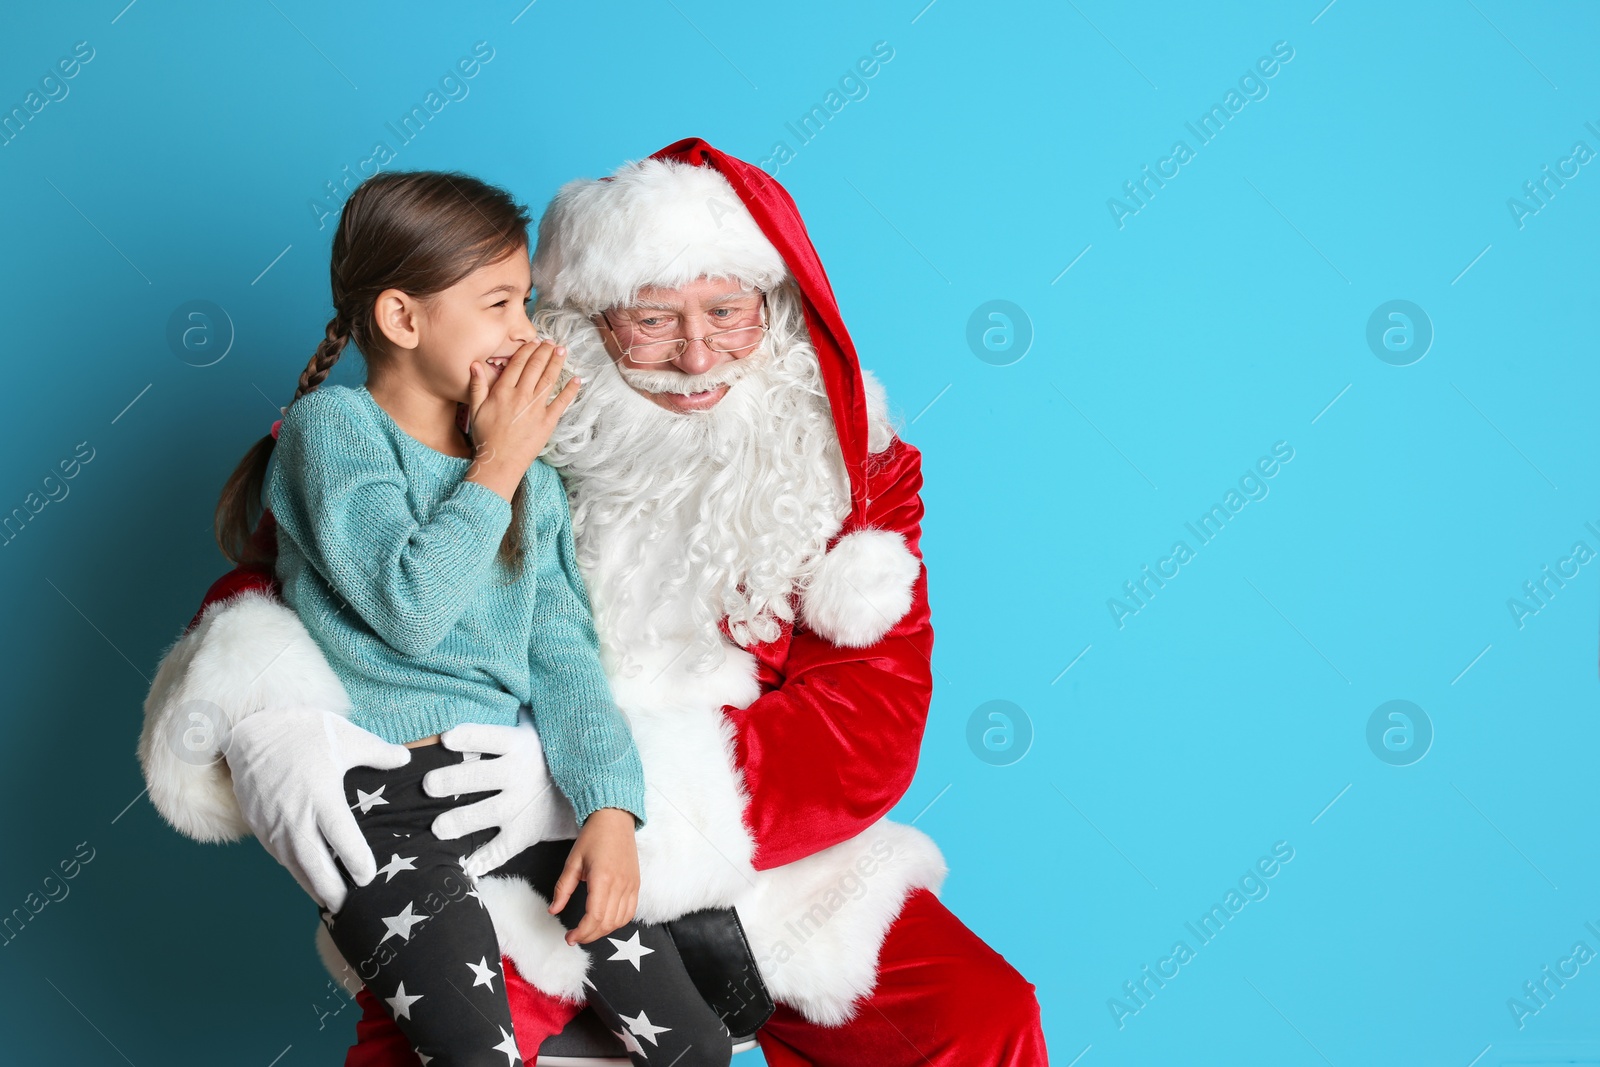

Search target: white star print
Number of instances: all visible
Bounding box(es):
[609,1025,646,1057]
[352,785,389,814]
[491,1024,522,1065]
[619,1008,672,1046]
[376,853,418,883]
[467,956,499,992]
[379,902,428,944]
[385,981,423,1020]
[414,1048,433,1065]
[605,929,655,971]
[582,974,597,991]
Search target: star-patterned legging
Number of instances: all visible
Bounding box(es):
[324,740,731,1067]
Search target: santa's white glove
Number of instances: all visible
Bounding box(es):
[225,707,413,913]
[425,709,577,878]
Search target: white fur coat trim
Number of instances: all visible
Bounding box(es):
[740,820,947,1025]
[137,589,352,843]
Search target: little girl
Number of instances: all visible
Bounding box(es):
[213,171,732,1067]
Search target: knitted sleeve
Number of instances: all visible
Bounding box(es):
[525,465,647,830]
[267,389,513,659]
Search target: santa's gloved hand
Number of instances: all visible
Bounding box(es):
[426,710,577,878]
[225,707,413,913]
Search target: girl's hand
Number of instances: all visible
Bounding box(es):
[464,340,580,501]
[547,807,640,945]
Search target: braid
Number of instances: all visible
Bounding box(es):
[294,315,350,402]
[214,314,351,567]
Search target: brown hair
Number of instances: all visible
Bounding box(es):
[214,170,534,578]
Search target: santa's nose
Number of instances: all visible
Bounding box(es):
[672,335,724,375]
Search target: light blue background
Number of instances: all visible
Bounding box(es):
[1,2,1596,1064]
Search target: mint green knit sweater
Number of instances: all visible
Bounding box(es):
[267,384,645,829]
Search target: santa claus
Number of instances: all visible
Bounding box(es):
[137,139,1047,1065]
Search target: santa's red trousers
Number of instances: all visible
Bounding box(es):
[344,887,1047,1065]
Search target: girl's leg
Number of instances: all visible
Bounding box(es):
[326,744,520,1067]
[498,839,732,1067]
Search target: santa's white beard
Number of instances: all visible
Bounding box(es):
[534,286,851,675]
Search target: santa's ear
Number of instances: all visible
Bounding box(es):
[800,529,920,648]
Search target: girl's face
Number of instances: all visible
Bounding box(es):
[372,246,536,404]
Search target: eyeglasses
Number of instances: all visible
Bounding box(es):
[597,291,769,365]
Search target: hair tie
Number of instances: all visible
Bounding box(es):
[270,419,283,440]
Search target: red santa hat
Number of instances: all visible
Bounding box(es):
[530,138,871,524]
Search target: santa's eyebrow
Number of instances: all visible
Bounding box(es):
[626,290,757,311]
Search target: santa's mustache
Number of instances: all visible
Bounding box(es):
[610,348,768,398]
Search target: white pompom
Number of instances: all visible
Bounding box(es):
[800,529,920,648]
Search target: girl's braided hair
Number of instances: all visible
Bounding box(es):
[214,170,534,577]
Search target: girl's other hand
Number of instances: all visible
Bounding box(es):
[547,807,640,945]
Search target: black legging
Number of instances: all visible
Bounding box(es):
[322,741,731,1067]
